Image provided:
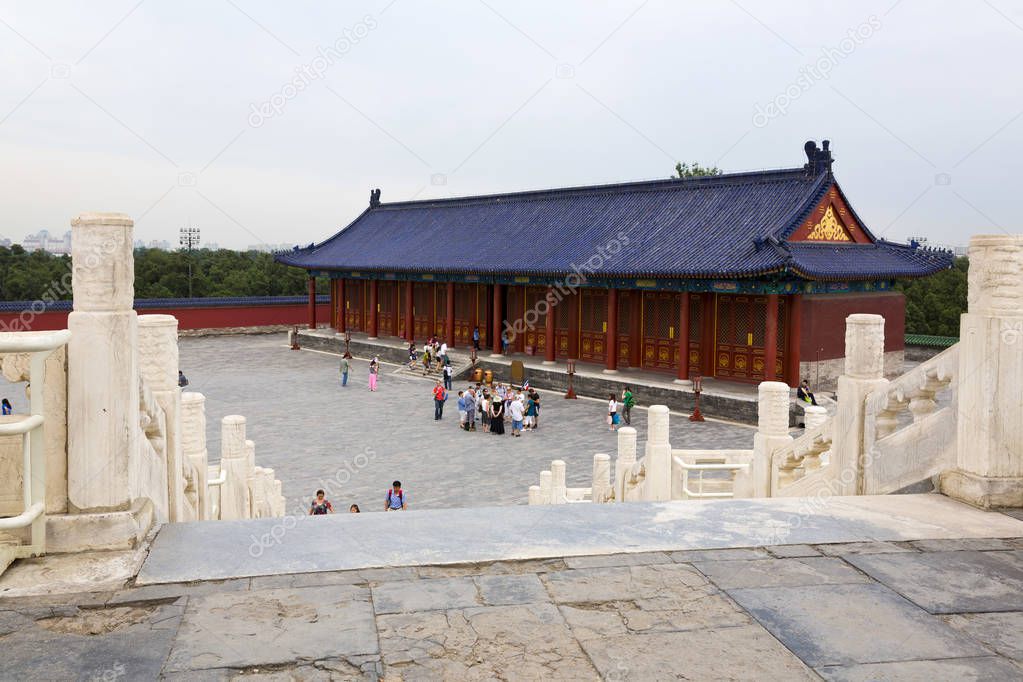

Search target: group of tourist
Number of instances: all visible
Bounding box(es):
[409,337,451,378]
[433,381,542,437]
[309,480,408,515]
[338,355,381,391]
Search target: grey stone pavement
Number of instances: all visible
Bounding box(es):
[179,333,754,513]
[2,536,1022,679]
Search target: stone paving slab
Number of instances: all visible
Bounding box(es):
[692,557,871,590]
[0,602,183,681]
[473,573,549,606]
[846,550,1023,614]
[371,576,480,614]
[816,541,915,556]
[816,656,1023,681]
[162,585,379,673]
[376,602,597,680]
[726,583,991,667]
[944,611,1023,662]
[766,544,822,558]
[137,495,1023,585]
[576,626,819,680]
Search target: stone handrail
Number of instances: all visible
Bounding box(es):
[771,417,834,495]
[865,343,958,440]
[671,450,753,499]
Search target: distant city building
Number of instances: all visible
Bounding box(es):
[247,242,296,253]
[20,229,71,254]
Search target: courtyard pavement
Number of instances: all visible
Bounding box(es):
[178,333,754,513]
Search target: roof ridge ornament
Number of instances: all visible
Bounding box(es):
[369,188,381,207]
[803,139,834,177]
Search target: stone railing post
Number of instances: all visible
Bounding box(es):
[528,485,541,505]
[614,426,637,502]
[218,415,251,520]
[138,314,185,522]
[67,212,141,514]
[551,460,567,504]
[832,314,889,496]
[941,235,1023,508]
[539,470,552,505]
[180,392,209,520]
[592,453,611,503]
[643,405,672,501]
[752,381,793,497]
[803,405,828,430]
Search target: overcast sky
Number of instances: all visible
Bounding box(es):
[1,0,1020,249]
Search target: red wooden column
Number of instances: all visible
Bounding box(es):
[404,281,414,342]
[568,291,580,360]
[492,283,503,354]
[677,292,690,381]
[445,281,455,346]
[393,280,400,338]
[337,279,346,333]
[629,292,642,368]
[544,287,556,363]
[764,293,779,381]
[605,288,618,372]
[368,279,379,338]
[307,276,317,329]
[786,294,802,385]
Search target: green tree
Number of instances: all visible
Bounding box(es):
[674,161,722,179]
[895,257,967,336]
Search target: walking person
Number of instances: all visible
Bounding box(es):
[490,394,505,435]
[1,398,11,415]
[443,362,453,390]
[531,391,541,430]
[433,380,447,420]
[472,326,481,351]
[309,489,334,515]
[368,357,379,391]
[621,386,635,425]
[524,392,537,430]
[407,342,418,369]
[607,393,619,432]
[457,390,467,430]
[385,481,408,511]
[340,356,351,387]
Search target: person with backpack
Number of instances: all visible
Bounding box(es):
[472,326,481,350]
[443,363,453,390]
[621,386,636,425]
[385,481,408,511]
[309,489,334,515]
[524,392,537,430]
[607,393,620,431]
[433,380,447,420]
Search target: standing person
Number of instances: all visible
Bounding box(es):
[607,393,619,432]
[509,391,524,437]
[500,330,510,355]
[443,362,453,390]
[457,390,467,430]
[524,392,537,430]
[309,489,334,515]
[340,356,351,387]
[439,341,448,365]
[1,398,11,415]
[349,504,361,513]
[481,389,491,433]
[531,391,541,430]
[422,343,432,375]
[490,395,505,435]
[385,481,408,511]
[407,342,418,369]
[621,386,635,425]
[472,326,481,350]
[178,370,189,388]
[433,380,446,420]
[464,387,477,431]
[368,357,379,391]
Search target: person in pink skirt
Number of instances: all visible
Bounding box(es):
[368,357,379,391]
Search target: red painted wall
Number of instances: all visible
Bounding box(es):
[800,292,904,362]
[0,303,331,333]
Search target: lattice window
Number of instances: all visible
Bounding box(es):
[414,284,430,316]
[689,295,702,342]
[730,298,751,346]
[751,298,767,347]
[618,292,630,335]
[557,292,572,328]
[582,291,606,332]
[716,297,730,344]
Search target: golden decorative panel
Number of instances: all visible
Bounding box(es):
[735,356,747,370]
[806,205,852,242]
[689,350,700,365]
[658,348,669,360]
[753,358,765,373]
[718,353,729,368]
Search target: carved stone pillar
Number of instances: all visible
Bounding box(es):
[615,426,637,502]
[643,405,672,501]
[941,234,1023,508]
[832,314,889,496]
[138,314,185,522]
[592,453,611,503]
[180,392,209,520]
[550,459,567,505]
[67,212,140,513]
[218,415,251,520]
[752,381,793,497]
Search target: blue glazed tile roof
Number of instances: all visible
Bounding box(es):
[277,168,953,281]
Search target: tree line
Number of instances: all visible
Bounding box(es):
[0,245,318,301]
[0,244,967,337]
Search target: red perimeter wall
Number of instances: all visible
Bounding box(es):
[0,303,331,332]
[800,292,905,362]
